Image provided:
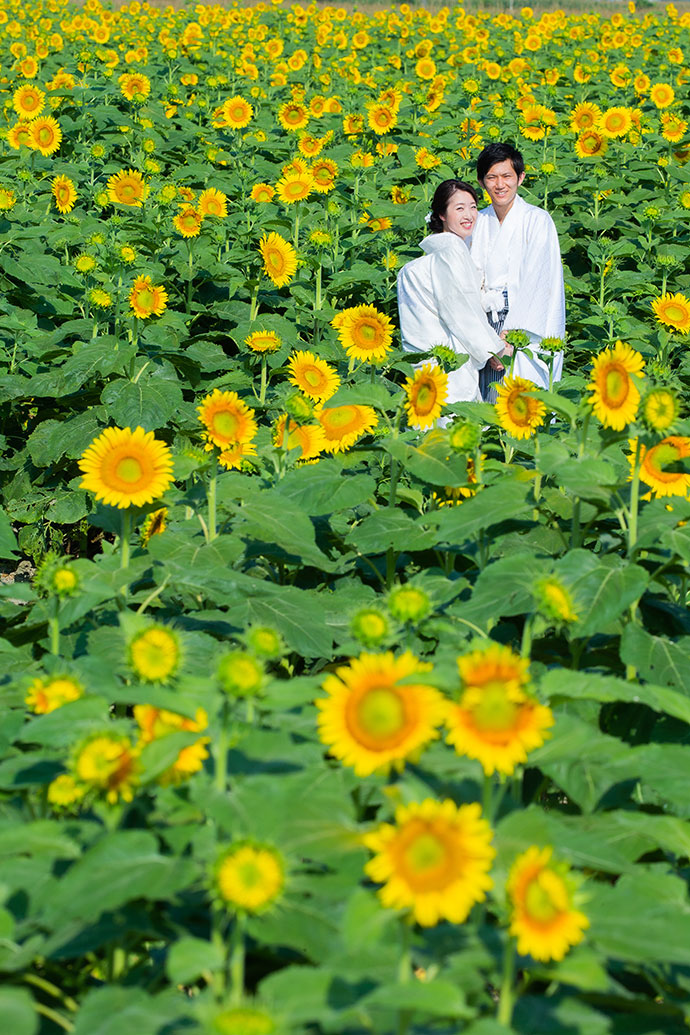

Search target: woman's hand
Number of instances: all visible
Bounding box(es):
[488,355,505,371]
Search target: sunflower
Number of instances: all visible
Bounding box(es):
[25,675,83,714]
[316,651,445,777]
[632,435,690,498]
[298,132,324,157]
[587,341,645,429]
[277,101,309,132]
[250,183,275,203]
[275,171,314,205]
[218,440,258,470]
[316,403,378,453]
[574,128,608,158]
[129,275,168,318]
[495,376,546,439]
[404,364,448,430]
[598,106,632,138]
[534,576,579,625]
[273,416,325,461]
[141,507,167,545]
[367,103,398,135]
[198,389,258,450]
[51,174,76,213]
[72,732,138,805]
[127,624,179,683]
[198,187,228,218]
[287,350,340,401]
[7,122,32,149]
[107,169,148,207]
[47,774,85,810]
[445,643,554,776]
[333,304,393,364]
[508,846,589,961]
[29,116,62,156]
[218,651,266,698]
[13,83,45,119]
[310,157,339,193]
[134,704,206,743]
[661,113,688,143]
[90,288,112,308]
[0,188,16,210]
[221,95,254,129]
[119,72,151,100]
[649,82,675,108]
[259,232,298,288]
[651,292,690,334]
[245,330,281,354]
[215,842,285,913]
[173,205,204,238]
[79,426,174,509]
[642,388,679,431]
[363,798,495,927]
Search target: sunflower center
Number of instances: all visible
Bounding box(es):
[663,303,685,323]
[120,184,136,202]
[403,831,446,874]
[116,456,143,483]
[267,249,285,273]
[137,287,153,309]
[356,687,406,742]
[354,321,382,349]
[524,871,567,923]
[508,392,530,424]
[237,860,262,888]
[212,410,239,438]
[324,405,356,431]
[603,365,628,406]
[413,381,437,415]
[304,367,323,387]
[646,442,682,482]
[38,126,54,145]
[469,683,519,732]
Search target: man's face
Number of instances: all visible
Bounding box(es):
[481,159,525,211]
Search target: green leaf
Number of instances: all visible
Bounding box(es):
[234,490,338,570]
[73,988,188,1035]
[541,669,690,727]
[276,461,376,515]
[556,552,648,637]
[619,624,690,689]
[166,937,224,985]
[101,374,183,430]
[435,479,534,544]
[589,870,690,965]
[383,436,480,488]
[363,979,474,1018]
[0,509,18,559]
[345,509,440,554]
[0,988,38,1035]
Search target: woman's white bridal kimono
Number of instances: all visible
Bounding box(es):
[397,232,505,403]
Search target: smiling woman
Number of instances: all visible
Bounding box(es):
[396,178,512,408]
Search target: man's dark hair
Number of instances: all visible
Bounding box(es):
[428,179,478,233]
[476,142,525,182]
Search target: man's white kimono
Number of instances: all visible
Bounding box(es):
[397,232,505,404]
[471,194,565,389]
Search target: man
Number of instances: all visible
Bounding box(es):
[471,142,566,402]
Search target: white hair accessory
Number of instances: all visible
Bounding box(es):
[424,211,432,223]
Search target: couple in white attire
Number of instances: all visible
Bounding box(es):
[397,142,565,406]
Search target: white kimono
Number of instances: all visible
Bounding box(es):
[471,194,565,388]
[397,232,505,404]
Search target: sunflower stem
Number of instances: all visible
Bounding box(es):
[482,773,494,823]
[229,912,246,1004]
[259,356,267,405]
[49,597,60,656]
[396,921,413,1035]
[186,241,194,316]
[208,454,218,542]
[520,615,533,660]
[120,511,132,569]
[497,938,517,1026]
[249,280,260,322]
[215,699,228,793]
[211,907,227,1001]
[627,436,642,559]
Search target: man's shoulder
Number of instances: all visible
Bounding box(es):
[518,195,557,229]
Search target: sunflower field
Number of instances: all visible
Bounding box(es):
[2,0,690,1032]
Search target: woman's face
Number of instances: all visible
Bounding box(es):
[440,189,477,238]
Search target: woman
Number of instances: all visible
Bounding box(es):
[397,180,512,404]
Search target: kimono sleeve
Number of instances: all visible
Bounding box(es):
[430,249,504,365]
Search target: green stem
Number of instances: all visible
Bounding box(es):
[22,973,78,1013]
[186,241,194,315]
[215,700,228,793]
[497,938,517,1027]
[315,262,322,311]
[120,510,132,569]
[230,913,246,1004]
[520,615,533,660]
[49,596,60,655]
[208,454,217,542]
[211,907,227,1001]
[482,772,494,823]
[34,1004,73,1033]
[627,437,642,558]
[397,920,413,1035]
[259,356,267,405]
[249,280,259,322]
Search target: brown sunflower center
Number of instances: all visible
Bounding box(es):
[602,364,629,406]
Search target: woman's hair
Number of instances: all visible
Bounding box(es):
[428,179,478,233]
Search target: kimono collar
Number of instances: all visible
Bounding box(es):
[419,232,471,255]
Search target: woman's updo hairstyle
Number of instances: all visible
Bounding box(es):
[428,179,478,233]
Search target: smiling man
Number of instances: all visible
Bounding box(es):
[471,142,565,402]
